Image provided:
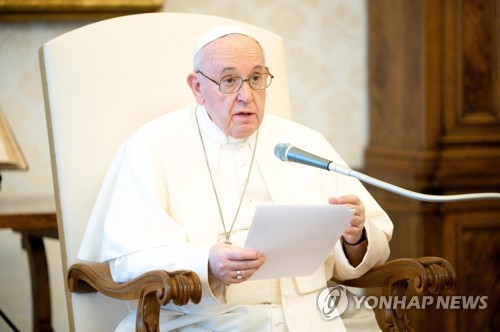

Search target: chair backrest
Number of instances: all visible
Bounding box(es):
[40,12,291,331]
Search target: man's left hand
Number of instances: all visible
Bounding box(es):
[329,195,365,244]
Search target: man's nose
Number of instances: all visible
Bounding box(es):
[237,80,254,102]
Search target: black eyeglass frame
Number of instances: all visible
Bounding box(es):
[196,69,274,94]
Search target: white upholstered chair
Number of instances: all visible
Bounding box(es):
[40,12,455,332]
[40,12,291,332]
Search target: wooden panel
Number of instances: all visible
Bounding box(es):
[366,0,500,330]
[368,0,427,150]
[439,0,500,192]
[445,210,500,331]
[461,0,498,119]
[459,227,498,331]
[443,0,500,143]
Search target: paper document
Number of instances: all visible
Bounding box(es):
[244,204,353,280]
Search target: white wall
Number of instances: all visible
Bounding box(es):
[0,1,368,330]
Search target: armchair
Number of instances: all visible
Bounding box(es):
[39,13,455,331]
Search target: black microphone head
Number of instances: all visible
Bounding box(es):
[274,143,291,161]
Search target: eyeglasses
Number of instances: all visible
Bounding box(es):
[197,70,274,94]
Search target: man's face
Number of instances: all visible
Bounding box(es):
[191,34,267,139]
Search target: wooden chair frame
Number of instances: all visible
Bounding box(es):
[68,256,455,332]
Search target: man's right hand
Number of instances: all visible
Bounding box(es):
[208,243,266,284]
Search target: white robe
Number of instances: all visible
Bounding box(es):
[78,105,393,331]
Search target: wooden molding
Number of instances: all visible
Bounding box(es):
[0,0,163,21]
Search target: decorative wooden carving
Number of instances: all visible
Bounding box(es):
[339,257,456,332]
[68,263,202,332]
[68,257,456,332]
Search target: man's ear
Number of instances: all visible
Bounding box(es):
[187,73,204,104]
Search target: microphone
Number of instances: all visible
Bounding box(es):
[274,143,500,202]
[274,142,331,170]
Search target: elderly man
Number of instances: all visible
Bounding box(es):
[78,25,393,331]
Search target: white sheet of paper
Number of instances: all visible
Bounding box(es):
[244,204,353,280]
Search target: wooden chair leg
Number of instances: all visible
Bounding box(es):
[19,231,54,332]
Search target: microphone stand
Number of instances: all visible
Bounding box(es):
[328,163,500,203]
[275,143,500,202]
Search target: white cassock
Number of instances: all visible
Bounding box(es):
[78,105,393,331]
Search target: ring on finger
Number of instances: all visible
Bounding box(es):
[236,270,242,279]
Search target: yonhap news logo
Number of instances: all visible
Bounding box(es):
[317,285,349,319]
[317,285,488,320]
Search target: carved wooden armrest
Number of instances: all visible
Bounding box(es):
[333,257,456,332]
[68,262,202,332]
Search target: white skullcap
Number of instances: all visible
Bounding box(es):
[193,24,253,55]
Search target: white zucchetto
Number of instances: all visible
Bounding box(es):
[193,24,252,56]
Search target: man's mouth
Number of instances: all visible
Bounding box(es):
[234,111,254,117]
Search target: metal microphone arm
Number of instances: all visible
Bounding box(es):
[327,162,500,203]
[275,143,500,202]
